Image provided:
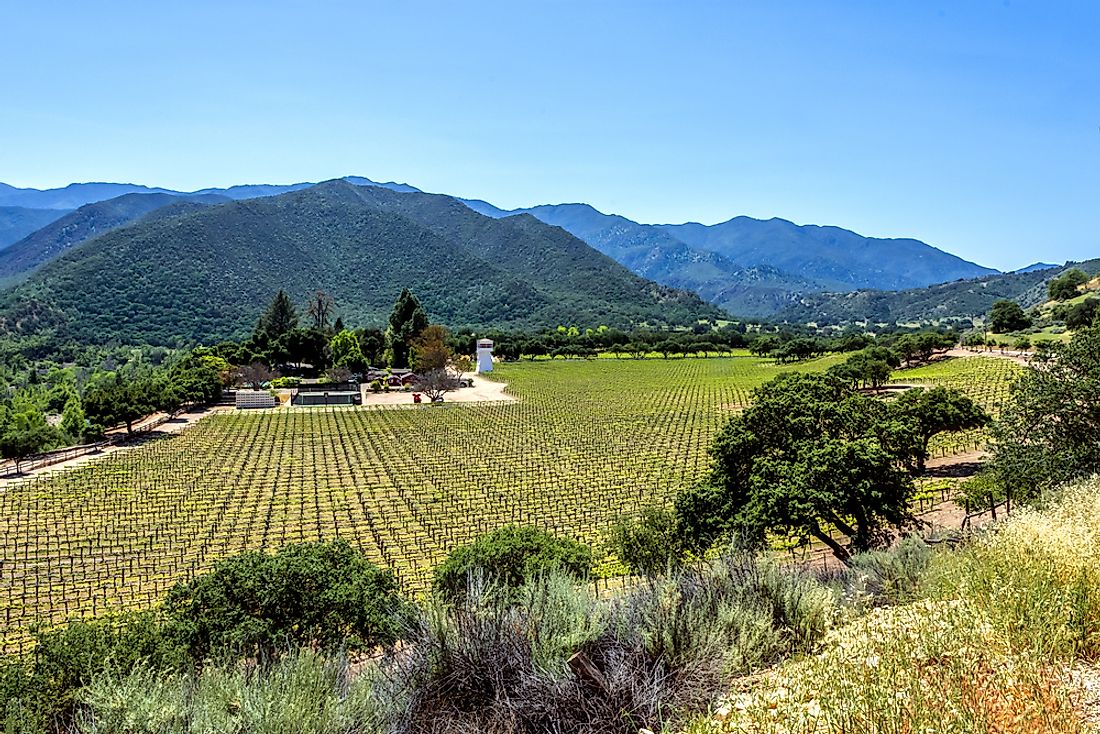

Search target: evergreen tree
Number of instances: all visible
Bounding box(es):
[253,290,299,348]
[386,288,429,368]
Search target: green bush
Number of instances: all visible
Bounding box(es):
[164,539,405,661]
[433,525,593,600]
[0,611,186,734]
[606,506,685,575]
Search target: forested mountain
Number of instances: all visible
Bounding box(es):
[0,193,228,281]
[0,207,69,250]
[0,181,721,346]
[463,200,994,316]
[776,259,1100,325]
[4,177,1001,320]
[463,200,822,316]
[660,217,995,290]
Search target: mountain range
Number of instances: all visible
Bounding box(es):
[463,200,995,315]
[0,181,721,346]
[3,174,1085,339]
[0,176,998,321]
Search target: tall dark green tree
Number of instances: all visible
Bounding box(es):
[252,290,299,349]
[988,299,1031,333]
[386,288,429,369]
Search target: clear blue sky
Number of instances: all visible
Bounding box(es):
[1,1,1096,270]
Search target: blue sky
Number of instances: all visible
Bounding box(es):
[1,1,1096,270]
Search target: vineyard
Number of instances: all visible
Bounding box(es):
[0,354,1017,651]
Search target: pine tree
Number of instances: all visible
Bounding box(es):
[386,288,429,368]
[253,290,299,348]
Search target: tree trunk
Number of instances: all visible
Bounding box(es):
[810,526,852,567]
[823,512,858,540]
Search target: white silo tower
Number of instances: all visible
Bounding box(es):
[476,338,494,373]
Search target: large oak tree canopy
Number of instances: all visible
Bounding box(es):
[677,372,922,565]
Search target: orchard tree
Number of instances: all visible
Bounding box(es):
[892,386,990,471]
[675,372,920,566]
[386,288,429,369]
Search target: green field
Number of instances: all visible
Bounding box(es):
[0,354,1017,650]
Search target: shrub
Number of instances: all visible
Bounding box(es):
[0,611,186,733]
[387,558,833,734]
[606,506,685,575]
[703,599,1083,734]
[433,525,593,600]
[75,649,383,734]
[164,539,405,661]
[845,535,933,606]
[612,553,834,683]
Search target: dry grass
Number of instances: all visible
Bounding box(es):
[692,479,1100,734]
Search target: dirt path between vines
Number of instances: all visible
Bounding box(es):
[945,347,1031,366]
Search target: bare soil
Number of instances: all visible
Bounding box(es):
[359,375,515,407]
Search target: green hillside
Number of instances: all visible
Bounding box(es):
[0,193,228,282]
[776,259,1100,325]
[0,181,723,346]
[0,207,69,250]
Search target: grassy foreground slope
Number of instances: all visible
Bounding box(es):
[0,355,1017,651]
[694,479,1100,733]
